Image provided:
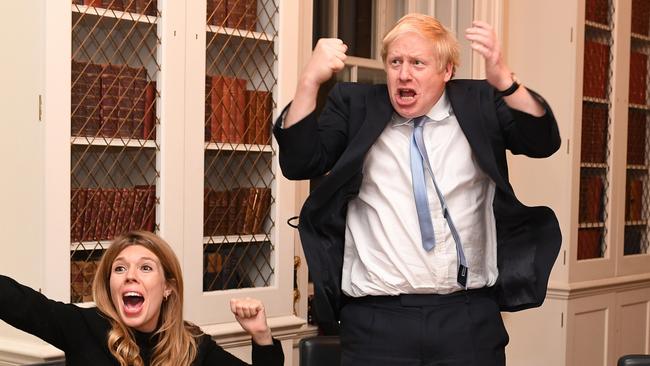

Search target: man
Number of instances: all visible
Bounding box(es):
[274,14,561,366]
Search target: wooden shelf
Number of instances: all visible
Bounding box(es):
[71,240,111,251]
[625,220,648,227]
[581,162,608,169]
[71,136,158,148]
[583,96,609,104]
[585,20,612,32]
[205,142,273,152]
[206,25,275,42]
[578,222,606,229]
[72,4,157,24]
[204,234,270,244]
[627,164,648,171]
[629,103,650,111]
[631,32,650,42]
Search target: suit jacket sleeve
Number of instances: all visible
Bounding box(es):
[273,83,353,180]
[495,87,561,158]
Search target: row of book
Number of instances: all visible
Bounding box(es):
[579,174,604,223]
[581,103,608,163]
[203,250,252,291]
[629,52,647,106]
[583,40,610,100]
[631,0,650,36]
[72,60,156,140]
[204,187,271,236]
[585,0,609,25]
[72,0,158,16]
[71,186,156,243]
[626,178,644,222]
[627,109,647,165]
[71,260,98,303]
[205,75,272,145]
[578,227,603,260]
[207,0,257,31]
[624,227,645,255]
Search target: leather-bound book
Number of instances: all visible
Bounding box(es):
[211,75,225,142]
[233,78,247,144]
[579,175,603,223]
[577,228,602,260]
[632,0,650,36]
[585,0,608,24]
[583,40,610,99]
[580,103,608,163]
[629,52,647,105]
[143,80,156,140]
[627,109,647,165]
[100,64,121,138]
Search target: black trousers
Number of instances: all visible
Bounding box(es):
[340,287,509,366]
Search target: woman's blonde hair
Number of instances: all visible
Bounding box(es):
[93,231,201,366]
[381,13,460,75]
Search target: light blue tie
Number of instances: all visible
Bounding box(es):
[410,116,469,288]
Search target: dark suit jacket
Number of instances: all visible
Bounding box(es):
[273,80,562,334]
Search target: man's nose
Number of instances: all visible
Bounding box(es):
[398,64,411,80]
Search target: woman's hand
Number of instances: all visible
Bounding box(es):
[230,297,273,345]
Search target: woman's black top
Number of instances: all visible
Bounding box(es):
[0,275,284,365]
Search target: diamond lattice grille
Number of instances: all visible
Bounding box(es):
[203,0,278,291]
[70,0,160,302]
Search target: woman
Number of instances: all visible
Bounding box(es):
[0,231,284,365]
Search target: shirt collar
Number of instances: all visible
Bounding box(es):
[391,91,452,127]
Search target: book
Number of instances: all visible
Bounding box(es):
[210,75,225,142]
[629,52,647,105]
[626,178,644,221]
[627,109,647,165]
[143,80,156,140]
[577,228,602,260]
[585,0,608,25]
[632,0,650,36]
[580,103,608,163]
[579,175,603,223]
[100,64,121,138]
[583,40,610,99]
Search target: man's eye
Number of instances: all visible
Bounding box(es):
[390,59,401,66]
[414,60,424,66]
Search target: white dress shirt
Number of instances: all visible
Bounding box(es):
[341,92,498,296]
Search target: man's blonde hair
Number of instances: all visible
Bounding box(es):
[381,13,460,75]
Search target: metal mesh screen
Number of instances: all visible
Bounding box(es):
[624,0,650,256]
[70,1,160,302]
[577,0,613,260]
[203,0,278,291]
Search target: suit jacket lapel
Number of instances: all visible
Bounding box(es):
[446,81,508,190]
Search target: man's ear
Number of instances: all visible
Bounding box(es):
[444,63,453,82]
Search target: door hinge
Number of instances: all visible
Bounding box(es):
[38,94,43,121]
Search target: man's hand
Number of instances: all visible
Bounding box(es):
[465,20,512,91]
[302,38,348,88]
[283,38,348,128]
[230,297,273,345]
[465,20,545,116]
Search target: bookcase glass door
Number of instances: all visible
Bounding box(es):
[624,0,650,256]
[577,0,613,261]
[203,0,277,292]
[70,0,160,303]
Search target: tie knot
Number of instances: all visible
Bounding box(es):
[412,116,427,128]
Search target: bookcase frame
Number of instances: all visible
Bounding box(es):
[0,0,309,364]
[504,0,650,365]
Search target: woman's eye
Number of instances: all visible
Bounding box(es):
[141,264,153,272]
[113,265,126,273]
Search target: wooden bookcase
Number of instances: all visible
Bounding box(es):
[504,0,650,365]
[0,0,310,364]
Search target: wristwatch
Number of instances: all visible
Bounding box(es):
[497,73,520,97]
